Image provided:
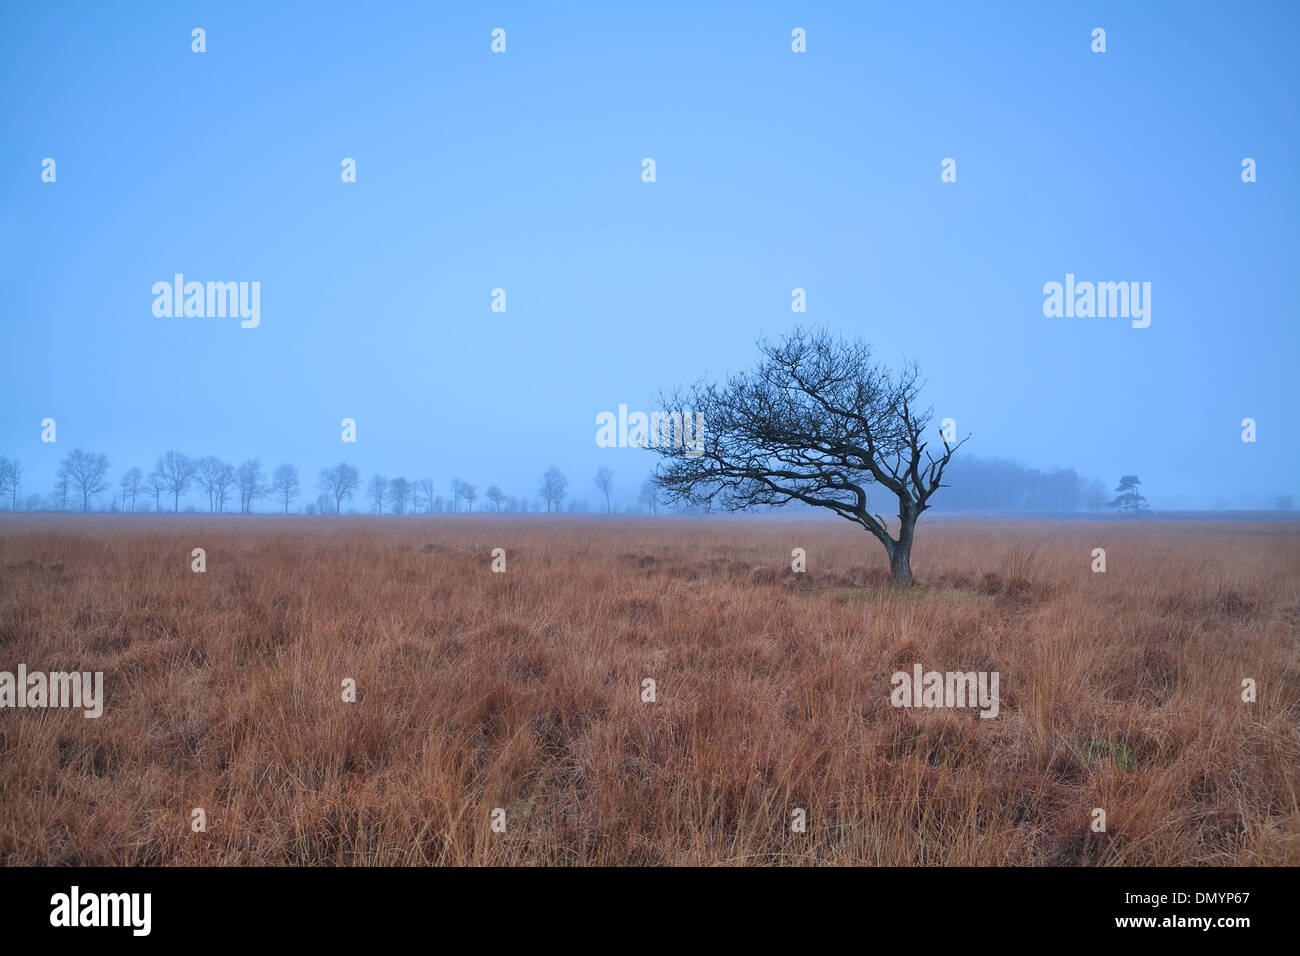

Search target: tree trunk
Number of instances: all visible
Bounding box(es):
[889,540,913,586]
[889,508,917,586]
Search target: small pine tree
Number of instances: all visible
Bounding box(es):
[1108,475,1148,517]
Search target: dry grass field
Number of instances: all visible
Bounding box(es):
[1,514,1297,866]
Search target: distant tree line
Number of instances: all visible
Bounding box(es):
[927,456,1110,512]
[0,451,667,517]
[3,449,1288,516]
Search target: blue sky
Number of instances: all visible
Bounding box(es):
[2,1,1297,510]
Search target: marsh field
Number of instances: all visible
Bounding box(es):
[0,515,1297,866]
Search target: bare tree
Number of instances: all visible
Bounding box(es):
[638,478,659,515]
[272,463,300,514]
[0,457,21,510]
[318,463,360,514]
[119,467,142,512]
[450,478,477,513]
[236,459,267,514]
[540,466,568,513]
[594,467,614,513]
[155,451,196,512]
[414,477,437,515]
[389,477,410,515]
[196,456,228,513]
[649,328,966,586]
[485,485,505,512]
[61,448,111,512]
[368,474,389,514]
[214,461,235,513]
[144,470,165,512]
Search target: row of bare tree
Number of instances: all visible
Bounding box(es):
[0,452,663,516]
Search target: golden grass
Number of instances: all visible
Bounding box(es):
[1,514,1297,865]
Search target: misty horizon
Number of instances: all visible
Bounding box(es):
[2,4,1296,516]
[2,440,1294,515]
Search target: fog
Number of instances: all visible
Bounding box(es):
[2,3,1296,513]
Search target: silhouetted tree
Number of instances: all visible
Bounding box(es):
[61,448,111,512]
[1108,475,1147,517]
[196,456,228,513]
[649,328,966,586]
[0,457,21,510]
[415,477,436,514]
[486,485,505,511]
[318,463,360,514]
[272,463,300,514]
[450,478,477,513]
[390,477,410,515]
[119,467,142,512]
[236,459,267,513]
[144,471,165,512]
[214,461,235,513]
[594,467,614,513]
[155,451,196,512]
[368,474,388,513]
[540,467,567,513]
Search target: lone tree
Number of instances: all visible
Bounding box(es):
[648,328,966,586]
[1108,475,1147,517]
